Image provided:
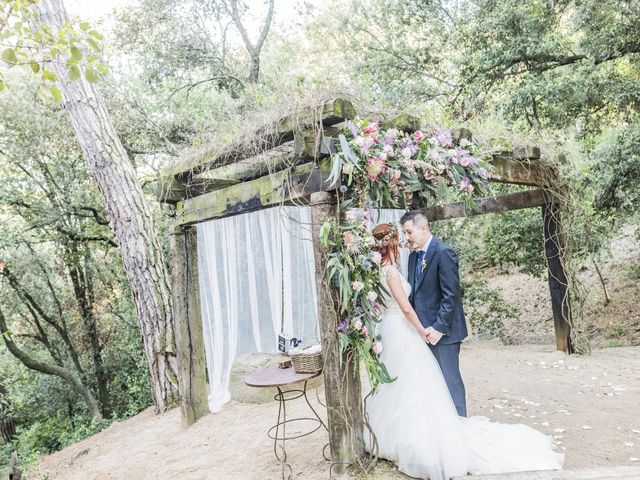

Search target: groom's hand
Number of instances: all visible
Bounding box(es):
[426,327,444,345]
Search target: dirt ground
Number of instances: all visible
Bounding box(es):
[31,341,640,480]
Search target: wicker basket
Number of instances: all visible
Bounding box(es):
[290,350,323,374]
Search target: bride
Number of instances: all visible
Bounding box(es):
[363,223,564,479]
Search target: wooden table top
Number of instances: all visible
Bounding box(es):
[244,366,322,388]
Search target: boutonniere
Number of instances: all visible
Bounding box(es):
[421,259,427,272]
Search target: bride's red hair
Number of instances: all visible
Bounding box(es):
[372,223,400,264]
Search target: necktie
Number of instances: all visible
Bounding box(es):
[415,250,425,281]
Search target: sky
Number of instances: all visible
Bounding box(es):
[66,0,133,20]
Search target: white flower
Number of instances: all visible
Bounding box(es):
[345,209,358,220]
[354,320,363,330]
[372,341,383,354]
[355,136,365,146]
[402,147,412,159]
[383,144,394,156]
[367,291,378,302]
[342,164,354,175]
[352,281,365,292]
[370,252,382,264]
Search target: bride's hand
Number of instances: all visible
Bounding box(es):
[417,326,429,342]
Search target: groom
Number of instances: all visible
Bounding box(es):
[401,211,468,417]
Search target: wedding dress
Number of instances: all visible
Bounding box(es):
[364,265,564,479]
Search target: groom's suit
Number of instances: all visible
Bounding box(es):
[408,235,468,417]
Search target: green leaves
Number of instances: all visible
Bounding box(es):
[2,48,18,66]
[84,67,100,84]
[0,3,106,94]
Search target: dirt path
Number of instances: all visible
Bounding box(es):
[32,342,640,480]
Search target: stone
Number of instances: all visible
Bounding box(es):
[229,352,324,404]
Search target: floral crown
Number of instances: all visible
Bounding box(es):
[373,224,399,247]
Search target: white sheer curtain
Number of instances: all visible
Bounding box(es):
[197,206,319,412]
[196,206,408,412]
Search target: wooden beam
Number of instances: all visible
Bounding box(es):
[174,162,332,226]
[185,142,298,196]
[180,98,353,176]
[542,201,573,353]
[310,191,364,471]
[170,226,209,426]
[490,154,548,186]
[424,189,547,222]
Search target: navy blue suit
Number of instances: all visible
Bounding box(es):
[408,236,468,416]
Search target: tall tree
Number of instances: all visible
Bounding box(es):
[225,0,274,83]
[31,0,180,412]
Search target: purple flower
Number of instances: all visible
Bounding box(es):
[337,318,349,333]
[433,128,453,148]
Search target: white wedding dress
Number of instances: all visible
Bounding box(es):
[364,265,564,479]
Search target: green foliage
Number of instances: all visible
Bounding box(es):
[0,79,152,464]
[483,210,547,277]
[592,121,640,216]
[0,0,108,100]
[463,278,520,344]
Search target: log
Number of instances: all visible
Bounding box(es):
[542,201,573,353]
[170,226,209,425]
[188,142,299,193]
[310,191,364,472]
[9,451,21,480]
[174,162,333,225]
[179,99,353,176]
[0,418,16,443]
[490,154,548,186]
[423,189,547,222]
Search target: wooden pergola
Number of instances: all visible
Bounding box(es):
[158,98,573,470]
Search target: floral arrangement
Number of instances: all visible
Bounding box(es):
[319,118,494,393]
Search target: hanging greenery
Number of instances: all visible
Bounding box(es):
[319,118,495,392]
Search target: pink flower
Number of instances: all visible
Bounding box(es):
[362,326,369,337]
[414,130,424,141]
[372,341,383,354]
[345,209,358,220]
[459,155,471,167]
[352,281,365,292]
[363,123,379,136]
[459,138,471,148]
[367,291,378,302]
[424,169,435,180]
[343,231,356,245]
[459,178,475,194]
[366,157,386,180]
[383,144,394,156]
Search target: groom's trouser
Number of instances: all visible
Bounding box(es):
[428,342,467,417]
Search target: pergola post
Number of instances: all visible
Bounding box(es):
[170,226,209,425]
[310,191,365,472]
[542,201,574,354]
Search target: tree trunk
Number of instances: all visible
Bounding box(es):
[67,246,111,416]
[248,54,260,84]
[310,192,365,472]
[0,308,102,420]
[36,0,179,412]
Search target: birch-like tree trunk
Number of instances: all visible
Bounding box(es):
[36,0,179,412]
